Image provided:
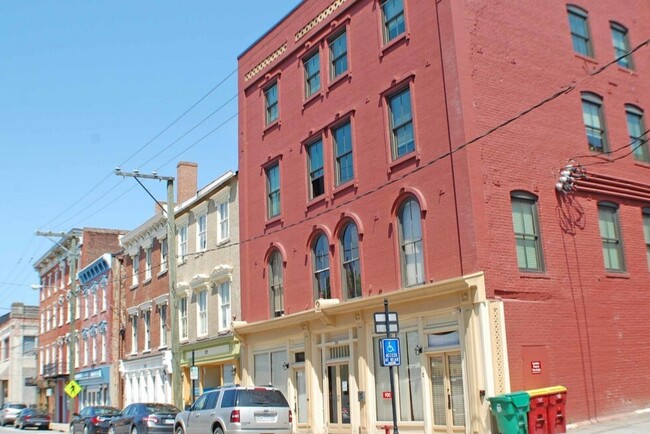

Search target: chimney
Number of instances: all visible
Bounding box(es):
[177,161,198,205]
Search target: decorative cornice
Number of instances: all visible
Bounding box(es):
[244,43,287,82]
[210,265,233,284]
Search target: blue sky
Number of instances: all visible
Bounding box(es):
[0,1,299,310]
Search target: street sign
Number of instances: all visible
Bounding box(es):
[64,380,82,398]
[190,366,199,380]
[380,337,401,367]
[374,311,399,334]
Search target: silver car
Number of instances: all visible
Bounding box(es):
[0,403,27,426]
[174,386,292,434]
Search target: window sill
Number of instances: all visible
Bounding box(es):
[129,284,139,290]
[142,349,152,355]
[380,32,409,59]
[263,120,281,136]
[634,161,650,169]
[217,237,231,246]
[616,65,637,76]
[573,53,598,65]
[306,195,327,212]
[158,345,168,350]
[327,71,351,93]
[332,180,357,198]
[518,271,550,279]
[265,215,283,231]
[302,90,324,111]
[604,271,629,279]
[157,269,168,278]
[143,277,152,285]
[387,152,419,174]
[197,335,209,341]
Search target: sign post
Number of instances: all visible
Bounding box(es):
[374,299,399,434]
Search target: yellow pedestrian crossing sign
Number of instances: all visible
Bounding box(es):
[64,380,82,398]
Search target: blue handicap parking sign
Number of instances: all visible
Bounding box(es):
[380,338,401,367]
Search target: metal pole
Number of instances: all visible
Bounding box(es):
[167,179,182,410]
[191,351,195,404]
[384,298,399,434]
[68,235,78,423]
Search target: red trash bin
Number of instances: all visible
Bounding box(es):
[527,394,549,434]
[547,387,567,434]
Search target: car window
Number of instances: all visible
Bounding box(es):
[192,394,207,411]
[146,404,178,413]
[204,391,220,410]
[122,405,134,416]
[10,404,27,410]
[237,390,289,407]
[97,407,119,415]
[220,390,236,408]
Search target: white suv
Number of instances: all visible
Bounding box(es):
[174,386,292,434]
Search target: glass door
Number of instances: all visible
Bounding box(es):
[295,368,308,425]
[326,363,350,430]
[430,352,466,433]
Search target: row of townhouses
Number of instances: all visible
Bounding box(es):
[30,0,649,433]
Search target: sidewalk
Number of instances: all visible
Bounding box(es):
[567,409,650,433]
[50,423,68,433]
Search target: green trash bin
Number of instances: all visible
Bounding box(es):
[488,391,530,434]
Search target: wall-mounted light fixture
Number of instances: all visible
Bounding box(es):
[231,365,237,376]
[282,362,290,370]
[414,344,423,355]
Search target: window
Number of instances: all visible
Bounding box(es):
[333,121,354,185]
[269,251,284,317]
[313,234,331,299]
[23,336,36,356]
[92,334,98,364]
[179,225,188,262]
[197,289,208,336]
[611,22,632,69]
[341,222,361,299]
[84,293,89,319]
[598,202,625,272]
[159,304,168,347]
[266,164,281,218]
[265,81,279,125]
[132,253,139,286]
[101,333,107,362]
[329,31,348,79]
[626,105,648,163]
[582,93,608,153]
[131,315,138,354]
[511,192,544,271]
[160,238,168,272]
[83,336,89,366]
[307,139,325,199]
[145,248,152,280]
[179,297,188,340]
[217,201,229,242]
[388,87,415,159]
[143,310,151,351]
[643,208,650,270]
[92,287,98,316]
[303,51,321,97]
[398,198,424,287]
[101,281,107,312]
[218,281,231,331]
[381,0,406,43]
[197,213,207,252]
[567,5,592,57]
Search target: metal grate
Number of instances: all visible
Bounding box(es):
[327,344,350,360]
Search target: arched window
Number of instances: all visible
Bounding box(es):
[625,104,648,162]
[269,251,284,317]
[511,191,544,271]
[341,223,361,299]
[312,235,331,299]
[398,198,424,287]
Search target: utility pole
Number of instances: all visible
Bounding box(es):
[36,230,78,423]
[115,169,182,410]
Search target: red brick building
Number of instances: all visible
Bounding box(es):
[236,0,650,433]
[33,228,125,423]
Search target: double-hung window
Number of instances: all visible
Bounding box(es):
[179,297,188,340]
[197,213,207,252]
[217,201,229,242]
[266,163,281,218]
[313,234,331,300]
[598,202,625,272]
[341,222,361,299]
[511,192,544,271]
[132,253,139,286]
[333,121,354,185]
[265,81,279,125]
[567,5,592,57]
[625,105,648,163]
[388,87,415,159]
[143,310,151,351]
[329,31,348,79]
[197,289,208,336]
[145,247,152,280]
[582,93,608,153]
[307,139,325,199]
[160,238,168,272]
[178,225,188,262]
[304,51,321,98]
[381,0,406,43]
[269,251,284,318]
[218,281,231,331]
[398,198,424,287]
[131,315,138,354]
[611,22,632,69]
[159,304,168,347]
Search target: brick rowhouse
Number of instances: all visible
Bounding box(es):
[236,0,649,432]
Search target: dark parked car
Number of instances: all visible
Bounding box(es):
[0,403,27,426]
[13,408,51,430]
[174,386,292,434]
[108,403,180,434]
[71,406,121,434]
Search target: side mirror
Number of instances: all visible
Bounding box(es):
[72,413,80,417]
[184,405,191,411]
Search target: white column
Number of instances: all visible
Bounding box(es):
[147,370,155,402]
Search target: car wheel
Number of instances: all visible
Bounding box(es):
[175,426,184,434]
[108,426,115,434]
[20,421,25,430]
[131,426,138,434]
[213,427,224,434]
[84,425,90,434]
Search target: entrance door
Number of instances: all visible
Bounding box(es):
[295,368,308,425]
[326,364,351,430]
[430,353,466,433]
